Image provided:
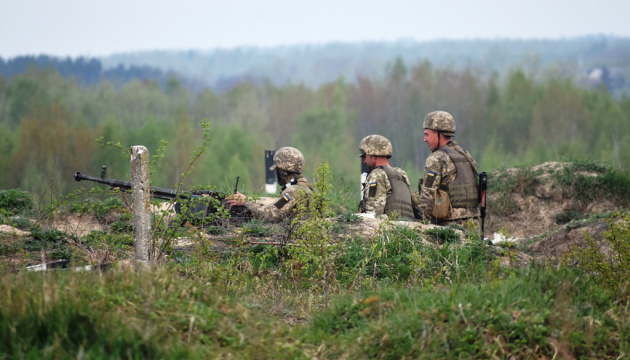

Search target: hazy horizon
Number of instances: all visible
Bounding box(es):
[3,0,630,58]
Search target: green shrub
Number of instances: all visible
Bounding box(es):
[0,189,33,216]
[241,219,272,237]
[70,196,126,221]
[5,216,32,230]
[110,220,133,234]
[555,161,630,209]
[555,209,583,224]
[570,212,630,291]
[424,226,460,244]
[490,196,520,217]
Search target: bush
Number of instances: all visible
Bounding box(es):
[0,189,33,216]
[70,196,126,222]
[555,161,630,209]
[570,212,630,291]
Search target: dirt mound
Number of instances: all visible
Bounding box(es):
[485,161,624,261]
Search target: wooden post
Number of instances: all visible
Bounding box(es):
[131,145,151,270]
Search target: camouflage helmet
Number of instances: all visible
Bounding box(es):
[270,147,305,173]
[423,111,456,137]
[358,135,393,158]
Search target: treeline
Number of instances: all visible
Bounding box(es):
[0,60,629,202]
[0,55,200,91]
[102,36,630,96]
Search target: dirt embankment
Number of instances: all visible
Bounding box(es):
[484,161,622,261]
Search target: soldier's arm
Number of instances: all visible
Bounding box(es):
[362,171,389,215]
[244,186,306,221]
[417,156,445,218]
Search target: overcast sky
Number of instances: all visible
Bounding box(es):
[2,0,630,58]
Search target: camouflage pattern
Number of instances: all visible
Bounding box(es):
[269,147,305,173]
[358,135,393,158]
[243,177,312,221]
[423,111,456,137]
[415,140,480,222]
[362,167,410,215]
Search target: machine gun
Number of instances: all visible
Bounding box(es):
[74,166,243,226]
[478,172,488,238]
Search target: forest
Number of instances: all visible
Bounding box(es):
[1,52,629,204]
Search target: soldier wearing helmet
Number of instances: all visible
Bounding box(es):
[414,111,480,225]
[358,135,415,220]
[226,147,312,221]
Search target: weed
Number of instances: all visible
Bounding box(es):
[555,208,583,224]
[489,195,520,217]
[512,168,542,196]
[242,219,272,237]
[5,216,32,230]
[70,196,126,222]
[0,189,33,217]
[554,161,630,209]
[110,220,133,234]
[570,212,630,291]
[336,211,362,223]
[204,225,226,235]
[424,226,460,244]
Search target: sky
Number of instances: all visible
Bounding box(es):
[2,0,630,58]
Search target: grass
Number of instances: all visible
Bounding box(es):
[3,158,630,359]
[1,266,627,359]
[553,160,630,209]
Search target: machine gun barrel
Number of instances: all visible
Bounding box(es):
[73,172,223,201]
[73,169,247,227]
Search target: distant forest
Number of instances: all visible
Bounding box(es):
[2,36,630,95]
[1,36,629,203]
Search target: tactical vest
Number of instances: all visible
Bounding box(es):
[380,166,416,220]
[439,147,480,209]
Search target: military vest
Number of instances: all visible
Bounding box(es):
[380,166,416,220]
[438,147,479,209]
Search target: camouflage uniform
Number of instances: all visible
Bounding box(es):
[358,135,415,220]
[415,111,480,225]
[362,166,413,219]
[243,177,313,221]
[242,147,313,222]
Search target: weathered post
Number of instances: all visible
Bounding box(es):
[130,146,151,270]
[265,150,277,194]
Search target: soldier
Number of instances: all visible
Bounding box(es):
[414,111,480,225]
[226,147,312,221]
[358,135,415,220]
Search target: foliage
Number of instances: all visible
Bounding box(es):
[69,196,126,222]
[570,212,630,291]
[309,267,629,359]
[424,226,460,244]
[0,189,33,217]
[285,161,338,304]
[241,218,272,237]
[554,161,630,209]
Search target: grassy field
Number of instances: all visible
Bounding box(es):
[1,161,630,359]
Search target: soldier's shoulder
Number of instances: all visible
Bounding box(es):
[426,150,451,165]
[367,168,389,182]
[391,167,409,177]
[283,183,311,195]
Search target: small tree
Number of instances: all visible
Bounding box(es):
[286,161,337,306]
